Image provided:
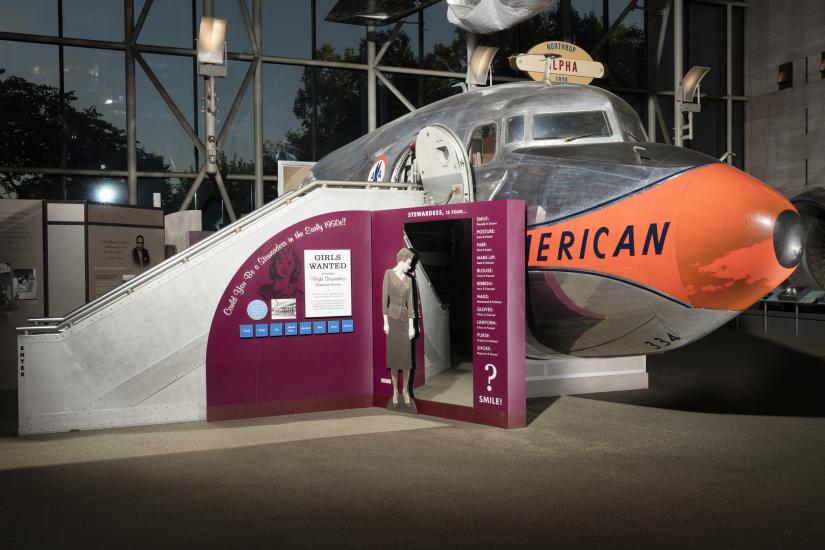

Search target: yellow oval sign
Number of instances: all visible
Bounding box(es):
[521,41,602,85]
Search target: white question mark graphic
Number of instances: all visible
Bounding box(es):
[484,363,497,392]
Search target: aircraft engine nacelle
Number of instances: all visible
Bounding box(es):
[790,186,825,289]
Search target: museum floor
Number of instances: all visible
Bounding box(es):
[1,327,824,549]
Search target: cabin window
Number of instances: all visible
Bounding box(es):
[505,116,524,143]
[469,123,497,166]
[532,111,611,141]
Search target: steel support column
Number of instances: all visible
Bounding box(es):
[561,0,572,41]
[213,169,237,222]
[134,0,154,39]
[726,2,733,164]
[647,0,672,143]
[673,0,684,146]
[253,0,264,207]
[179,164,208,211]
[374,21,404,65]
[125,0,138,204]
[367,24,377,132]
[647,1,658,141]
[135,53,206,156]
[216,62,257,148]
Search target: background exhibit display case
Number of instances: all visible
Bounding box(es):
[1,199,163,393]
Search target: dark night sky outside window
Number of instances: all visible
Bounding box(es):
[378,74,419,127]
[314,68,365,159]
[423,1,464,73]
[0,41,62,168]
[316,0,366,62]
[138,0,195,48]
[63,47,126,169]
[421,76,462,106]
[63,0,123,41]
[0,0,58,35]
[263,1,312,59]
[136,53,196,172]
[263,63,309,170]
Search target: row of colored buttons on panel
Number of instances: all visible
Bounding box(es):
[240,319,354,338]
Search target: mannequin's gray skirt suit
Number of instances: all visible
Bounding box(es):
[382,269,414,371]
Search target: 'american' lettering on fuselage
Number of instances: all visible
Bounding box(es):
[527,222,670,264]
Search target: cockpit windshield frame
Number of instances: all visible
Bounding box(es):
[532,110,613,142]
[615,103,649,143]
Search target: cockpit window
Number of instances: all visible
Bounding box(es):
[532,111,611,141]
[505,116,524,144]
[469,123,497,166]
[616,105,648,142]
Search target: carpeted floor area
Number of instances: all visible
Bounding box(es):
[2,327,824,549]
[413,362,473,406]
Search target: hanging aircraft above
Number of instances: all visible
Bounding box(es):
[323,0,553,31]
[304,41,806,358]
[324,0,442,26]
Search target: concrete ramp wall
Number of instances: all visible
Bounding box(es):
[18,188,425,434]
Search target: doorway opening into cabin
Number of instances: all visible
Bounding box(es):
[404,218,473,407]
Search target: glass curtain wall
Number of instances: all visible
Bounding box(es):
[0,0,747,229]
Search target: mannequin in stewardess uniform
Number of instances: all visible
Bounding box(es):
[381,248,417,407]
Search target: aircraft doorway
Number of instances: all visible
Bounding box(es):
[405,218,474,407]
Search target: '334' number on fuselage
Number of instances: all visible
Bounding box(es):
[645,333,682,351]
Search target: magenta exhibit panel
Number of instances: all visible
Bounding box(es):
[206,211,374,419]
[372,201,526,427]
[205,200,525,428]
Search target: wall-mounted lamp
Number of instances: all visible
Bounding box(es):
[680,66,710,104]
[466,45,499,88]
[676,65,710,142]
[197,17,227,76]
[197,17,227,174]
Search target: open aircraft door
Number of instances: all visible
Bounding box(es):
[415,124,474,204]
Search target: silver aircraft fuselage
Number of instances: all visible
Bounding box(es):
[308,82,803,358]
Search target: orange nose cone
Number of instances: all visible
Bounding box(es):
[676,164,802,310]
